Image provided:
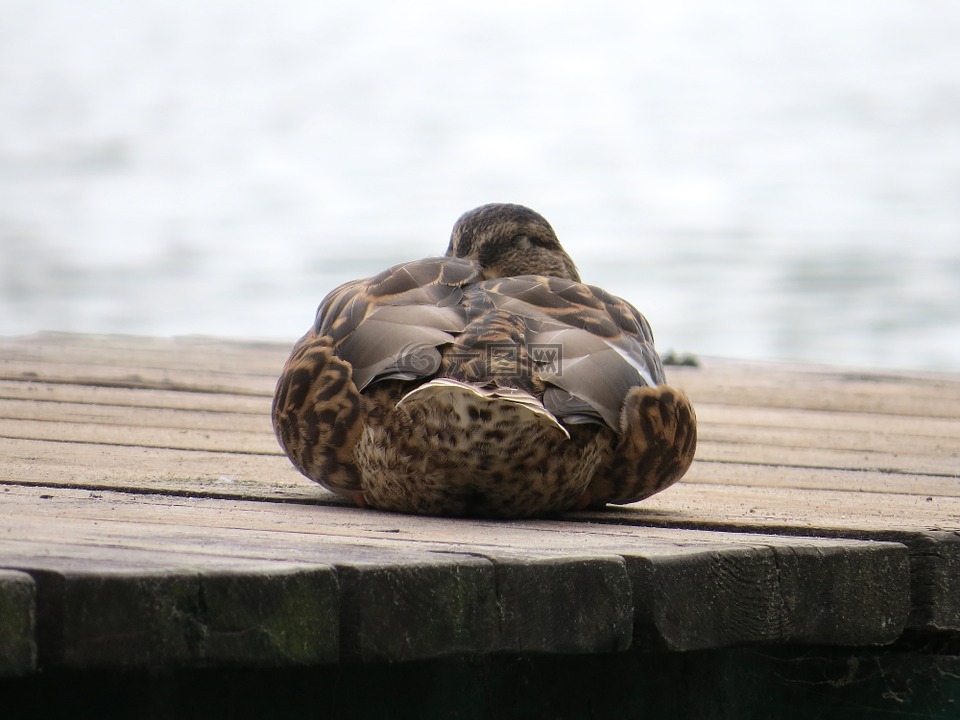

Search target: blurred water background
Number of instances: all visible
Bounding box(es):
[2,0,959,371]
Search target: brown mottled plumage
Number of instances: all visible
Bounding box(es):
[272,203,696,517]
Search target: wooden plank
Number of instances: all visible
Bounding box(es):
[2,431,957,540]
[334,555,632,662]
[632,483,960,538]
[2,378,957,498]
[670,362,960,419]
[0,397,269,431]
[1,543,633,666]
[0,570,36,677]
[5,395,958,468]
[627,543,907,650]
[695,441,957,477]
[0,437,314,501]
[28,565,339,670]
[7,334,960,419]
[6,388,959,463]
[3,430,957,513]
[0,485,910,660]
[699,418,958,460]
[3,335,958,485]
[477,555,632,655]
[684,461,960,498]
[0,360,270,397]
[2,423,957,543]
[607,483,960,631]
[0,379,268,414]
[0,417,278,455]
[1,357,938,437]
[697,402,960,440]
[0,486,638,663]
[4,416,956,480]
[2,333,289,375]
[2,333,959,670]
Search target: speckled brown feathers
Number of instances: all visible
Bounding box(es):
[272,203,697,517]
[271,336,366,505]
[581,385,698,507]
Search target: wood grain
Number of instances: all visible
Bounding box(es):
[1,333,958,671]
[0,484,908,664]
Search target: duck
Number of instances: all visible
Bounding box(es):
[272,203,696,518]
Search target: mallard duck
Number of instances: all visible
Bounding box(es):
[272,203,696,517]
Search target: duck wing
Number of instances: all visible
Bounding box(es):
[313,257,479,390]
[477,275,666,431]
[314,261,666,434]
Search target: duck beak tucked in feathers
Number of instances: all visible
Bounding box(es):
[272,203,696,518]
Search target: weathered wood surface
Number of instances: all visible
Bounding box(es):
[0,333,958,676]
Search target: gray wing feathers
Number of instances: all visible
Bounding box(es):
[318,258,665,433]
[318,259,474,390]
[338,318,455,390]
[531,326,643,430]
[336,304,468,390]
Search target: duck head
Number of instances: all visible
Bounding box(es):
[445,203,581,281]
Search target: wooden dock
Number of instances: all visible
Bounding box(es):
[2,333,959,717]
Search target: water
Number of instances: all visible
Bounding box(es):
[2,0,959,371]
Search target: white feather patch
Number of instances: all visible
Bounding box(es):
[397,378,571,439]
